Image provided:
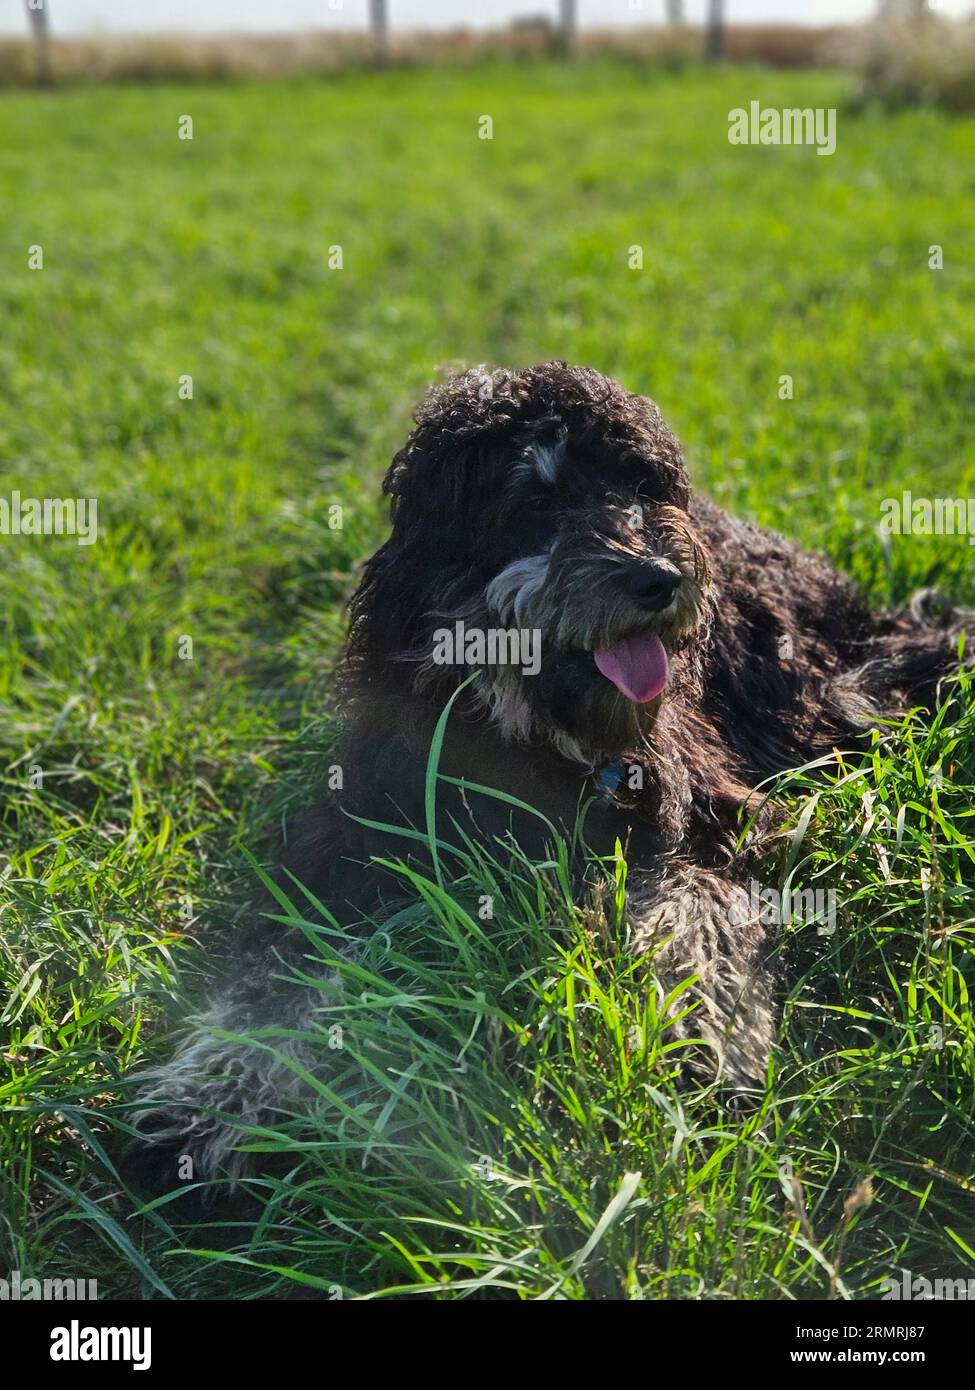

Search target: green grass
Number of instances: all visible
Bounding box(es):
[1,60,973,1300]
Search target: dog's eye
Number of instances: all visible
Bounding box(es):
[633,475,681,507]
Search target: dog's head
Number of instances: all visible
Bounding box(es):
[348,362,712,761]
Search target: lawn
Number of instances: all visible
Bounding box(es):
[1,59,974,1300]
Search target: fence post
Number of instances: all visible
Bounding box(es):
[26,0,53,88]
[559,0,577,53]
[706,0,725,61]
[666,0,685,23]
[369,0,388,59]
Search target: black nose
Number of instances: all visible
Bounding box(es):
[624,560,682,610]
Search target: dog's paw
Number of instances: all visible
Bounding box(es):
[118,1099,260,1213]
[119,1037,281,1206]
[118,1007,333,1212]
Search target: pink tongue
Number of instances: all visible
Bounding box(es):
[594,632,669,703]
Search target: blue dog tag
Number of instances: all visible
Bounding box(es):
[593,760,624,796]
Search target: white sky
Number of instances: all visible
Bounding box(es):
[3,1,972,35]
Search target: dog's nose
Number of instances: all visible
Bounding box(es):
[624,560,682,610]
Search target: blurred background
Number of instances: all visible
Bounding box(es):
[0,0,970,32]
[2,1,974,92]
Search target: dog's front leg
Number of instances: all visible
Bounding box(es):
[628,863,775,1094]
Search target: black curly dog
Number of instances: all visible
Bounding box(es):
[127,362,970,1190]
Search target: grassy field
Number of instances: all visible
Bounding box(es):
[1,60,974,1300]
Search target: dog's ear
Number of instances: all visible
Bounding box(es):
[349,371,525,672]
[349,435,484,670]
[382,367,517,527]
[383,431,482,530]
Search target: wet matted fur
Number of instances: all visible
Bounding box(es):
[126,362,971,1191]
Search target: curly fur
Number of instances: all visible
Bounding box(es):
[124,362,971,1193]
